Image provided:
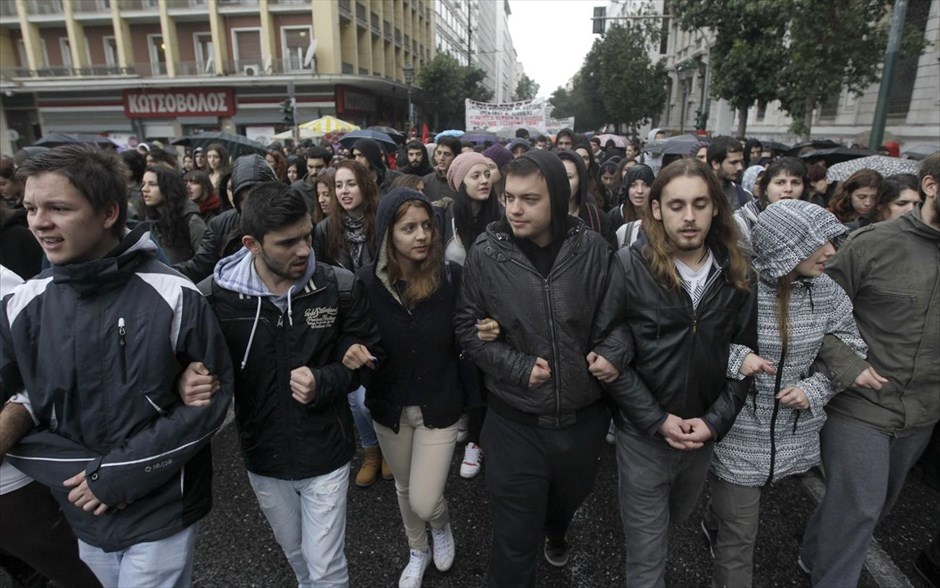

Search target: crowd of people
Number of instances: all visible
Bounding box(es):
[0,127,937,588]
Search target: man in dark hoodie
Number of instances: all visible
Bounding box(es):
[454,150,629,586]
[352,138,402,195]
[174,154,277,282]
[423,136,462,203]
[398,140,434,177]
[1,145,233,587]
[204,182,381,586]
[290,146,333,210]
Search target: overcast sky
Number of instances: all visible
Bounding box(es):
[507,0,599,99]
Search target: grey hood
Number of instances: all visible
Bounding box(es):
[752,200,846,279]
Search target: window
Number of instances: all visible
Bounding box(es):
[888,0,930,117]
[103,36,118,67]
[756,102,767,122]
[60,37,73,70]
[819,90,840,119]
[194,32,214,74]
[281,26,313,72]
[148,34,167,75]
[232,28,262,72]
[16,39,29,68]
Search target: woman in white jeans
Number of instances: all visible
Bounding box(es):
[344,187,497,587]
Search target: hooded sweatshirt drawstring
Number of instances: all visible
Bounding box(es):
[287,285,295,327]
[241,296,262,371]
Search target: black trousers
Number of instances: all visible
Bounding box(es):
[482,404,608,588]
[0,481,101,588]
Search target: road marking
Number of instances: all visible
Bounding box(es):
[800,470,914,588]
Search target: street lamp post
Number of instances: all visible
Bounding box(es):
[403,61,415,134]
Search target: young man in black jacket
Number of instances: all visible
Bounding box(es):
[603,159,764,587]
[454,150,628,587]
[203,182,381,586]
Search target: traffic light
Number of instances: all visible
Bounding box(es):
[280,97,295,125]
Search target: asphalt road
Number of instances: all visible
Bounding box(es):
[188,420,939,587]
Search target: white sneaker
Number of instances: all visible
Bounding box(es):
[460,442,483,479]
[431,522,455,572]
[605,419,616,445]
[456,414,469,443]
[399,548,430,588]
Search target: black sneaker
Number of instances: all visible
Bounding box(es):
[700,519,717,559]
[914,551,940,588]
[544,536,571,567]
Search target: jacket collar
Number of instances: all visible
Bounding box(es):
[52,223,156,297]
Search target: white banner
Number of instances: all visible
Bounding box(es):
[465,99,547,131]
[545,117,576,134]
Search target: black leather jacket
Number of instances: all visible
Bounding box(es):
[173,209,241,282]
[601,243,757,441]
[454,217,628,429]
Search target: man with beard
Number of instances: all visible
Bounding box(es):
[398,140,433,177]
[203,182,381,586]
[707,136,750,211]
[422,136,462,203]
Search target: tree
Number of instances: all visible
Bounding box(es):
[671,0,790,138]
[513,74,540,102]
[414,53,493,130]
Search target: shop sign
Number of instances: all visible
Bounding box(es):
[123,88,236,118]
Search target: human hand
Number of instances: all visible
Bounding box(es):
[683,417,714,443]
[476,318,501,341]
[586,352,619,383]
[854,366,888,391]
[342,344,376,370]
[776,386,809,410]
[290,367,317,404]
[658,414,703,451]
[64,471,108,516]
[177,362,219,408]
[528,357,551,389]
[739,353,777,377]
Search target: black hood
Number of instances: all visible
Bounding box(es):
[399,140,433,176]
[353,138,388,184]
[230,154,277,209]
[519,149,570,245]
[556,150,588,209]
[621,163,655,204]
[372,187,435,298]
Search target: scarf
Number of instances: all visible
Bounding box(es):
[342,214,368,270]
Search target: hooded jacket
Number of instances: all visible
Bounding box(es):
[174,155,277,282]
[609,164,655,228]
[454,150,628,428]
[557,150,615,248]
[712,200,866,486]
[2,224,234,551]
[815,205,940,434]
[353,138,402,194]
[397,140,433,176]
[155,198,207,266]
[205,245,382,479]
[358,188,463,432]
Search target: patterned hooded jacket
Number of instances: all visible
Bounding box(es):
[711,200,867,486]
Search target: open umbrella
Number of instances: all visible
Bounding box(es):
[172,132,267,158]
[645,134,708,156]
[299,115,360,134]
[827,155,920,182]
[462,131,499,145]
[595,134,628,148]
[33,133,118,149]
[786,139,840,157]
[799,147,873,166]
[435,130,465,142]
[339,129,398,151]
[492,125,544,140]
[900,143,940,161]
[760,140,790,153]
[367,126,405,145]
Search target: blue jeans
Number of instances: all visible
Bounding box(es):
[348,385,378,447]
[78,523,199,588]
[247,464,350,587]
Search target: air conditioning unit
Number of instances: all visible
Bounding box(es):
[243,64,260,76]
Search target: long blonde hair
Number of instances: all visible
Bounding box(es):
[642,159,752,291]
[386,199,442,307]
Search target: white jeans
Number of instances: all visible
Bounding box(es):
[78,523,199,588]
[247,464,350,587]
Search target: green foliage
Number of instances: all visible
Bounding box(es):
[549,23,668,132]
[415,53,493,130]
[513,74,540,102]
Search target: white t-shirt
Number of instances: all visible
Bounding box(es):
[674,249,716,310]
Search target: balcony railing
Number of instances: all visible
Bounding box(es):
[166,0,208,8]
[72,0,110,12]
[218,0,259,6]
[26,0,63,15]
[120,0,160,11]
[1,1,18,17]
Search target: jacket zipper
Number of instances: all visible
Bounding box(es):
[679,267,723,410]
[118,317,127,383]
[765,347,787,486]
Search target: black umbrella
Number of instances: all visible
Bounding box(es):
[761,140,790,152]
[367,126,406,145]
[799,147,873,166]
[786,139,840,157]
[339,129,399,151]
[645,134,708,156]
[33,132,118,149]
[172,132,267,158]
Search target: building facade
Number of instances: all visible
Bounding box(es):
[0,0,434,153]
[604,0,940,147]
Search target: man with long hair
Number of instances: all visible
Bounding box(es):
[604,158,764,587]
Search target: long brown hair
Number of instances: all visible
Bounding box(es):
[642,159,752,291]
[386,199,442,307]
[326,160,378,264]
[828,169,882,222]
[313,170,335,224]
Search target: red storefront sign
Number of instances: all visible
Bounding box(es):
[123,88,236,118]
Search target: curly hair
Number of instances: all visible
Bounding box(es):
[143,165,192,249]
[266,149,288,183]
[828,169,883,223]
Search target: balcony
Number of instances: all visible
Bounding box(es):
[26,0,63,15]
[3,63,143,79]
[218,0,259,7]
[338,0,351,20]
[1,1,18,17]
[72,0,110,13]
[166,0,208,8]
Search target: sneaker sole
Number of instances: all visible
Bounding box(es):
[700,520,716,559]
[544,551,570,567]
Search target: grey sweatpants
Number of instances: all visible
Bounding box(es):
[800,415,932,587]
